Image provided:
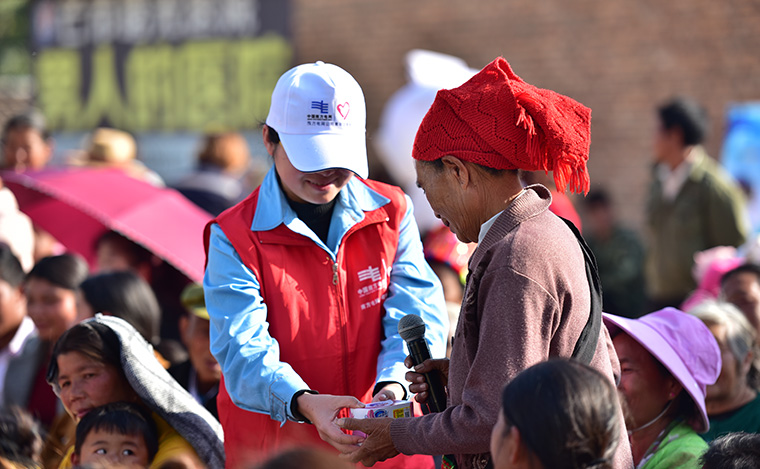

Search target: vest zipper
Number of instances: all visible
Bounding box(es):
[331,255,351,395]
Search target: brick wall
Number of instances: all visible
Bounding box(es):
[291,0,760,233]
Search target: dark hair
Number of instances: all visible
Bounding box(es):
[27,253,89,290]
[721,263,760,288]
[95,231,154,268]
[46,321,123,388]
[700,432,760,469]
[256,448,353,469]
[0,244,25,288]
[79,271,161,345]
[585,189,611,208]
[657,96,709,146]
[74,401,159,463]
[264,125,280,145]
[1,110,50,141]
[500,359,620,469]
[0,406,43,467]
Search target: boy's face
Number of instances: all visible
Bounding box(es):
[75,428,150,467]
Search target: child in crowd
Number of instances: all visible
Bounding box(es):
[71,402,158,468]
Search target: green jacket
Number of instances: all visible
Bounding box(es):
[646,148,748,303]
[639,421,708,469]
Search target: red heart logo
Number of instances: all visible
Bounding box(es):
[337,102,350,120]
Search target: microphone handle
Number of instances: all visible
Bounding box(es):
[407,337,448,413]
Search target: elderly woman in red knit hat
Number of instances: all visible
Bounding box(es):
[340,57,633,468]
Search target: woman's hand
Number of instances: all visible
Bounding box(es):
[296,393,366,452]
[404,356,449,404]
[371,382,405,403]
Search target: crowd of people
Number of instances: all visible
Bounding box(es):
[0,53,759,469]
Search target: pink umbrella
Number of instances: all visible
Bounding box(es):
[2,168,214,283]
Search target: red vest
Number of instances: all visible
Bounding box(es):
[206,179,434,468]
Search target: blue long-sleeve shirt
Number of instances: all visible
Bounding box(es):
[204,168,448,423]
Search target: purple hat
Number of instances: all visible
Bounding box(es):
[603,307,721,433]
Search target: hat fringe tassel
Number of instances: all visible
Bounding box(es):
[516,104,548,172]
[554,153,590,195]
[516,93,590,195]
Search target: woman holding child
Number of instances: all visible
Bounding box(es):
[46,314,224,468]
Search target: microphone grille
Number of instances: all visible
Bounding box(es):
[398,314,426,341]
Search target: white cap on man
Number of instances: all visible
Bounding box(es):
[265,61,368,179]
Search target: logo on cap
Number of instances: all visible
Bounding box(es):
[306,99,353,127]
[311,100,329,114]
[337,102,350,120]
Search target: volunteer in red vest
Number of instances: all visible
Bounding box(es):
[203,61,448,468]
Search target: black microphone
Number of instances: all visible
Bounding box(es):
[398,314,447,414]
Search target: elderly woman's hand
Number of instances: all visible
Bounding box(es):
[404,356,449,404]
[337,417,398,466]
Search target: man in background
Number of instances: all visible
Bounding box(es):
[169,283,220,419]
[646,96,748,309]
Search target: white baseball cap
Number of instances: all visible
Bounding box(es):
[266,61,368,179]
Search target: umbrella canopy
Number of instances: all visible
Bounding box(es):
[3,168,214,283]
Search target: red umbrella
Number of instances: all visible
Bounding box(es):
[2,168,214,283]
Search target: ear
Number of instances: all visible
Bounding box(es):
[440,155,471,187]
[178,315,190,343]
[508,425,529,467]
[70,452,80,466]
[666,377,684,400]
[262,125,277,156]
[741,349,754,376]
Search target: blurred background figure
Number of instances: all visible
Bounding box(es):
[645,96,749,310]
[0,406,43,468]
[0,110,53,172]
[76,270,176,368]
[721,263,760,333]
[490,359,621,469]
[13,253,88,429]
[519,170,583,232]
[0,111,61,267]
[254,448,353,469]
[682,247,743,313]
[583,188,646,318]
[689,300,760,441]
[604,308,721,468]
[68,127,165,187]
[700,432,760,469]
[0,185,34,272]
[422,225,475,356]
[168,283,220,419]
[373,49,477,236]
[95,230,190,354]
[9,253,88,468]
[173,132,254,216]
[722,103,760,240]
[0,246,34,408]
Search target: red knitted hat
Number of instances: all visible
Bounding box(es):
[412,57,592,194]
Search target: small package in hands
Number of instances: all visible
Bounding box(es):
[350,400,413,419]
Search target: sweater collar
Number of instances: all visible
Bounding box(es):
[470,184,552,268]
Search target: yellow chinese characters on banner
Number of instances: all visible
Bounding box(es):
[36,36,292,132]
